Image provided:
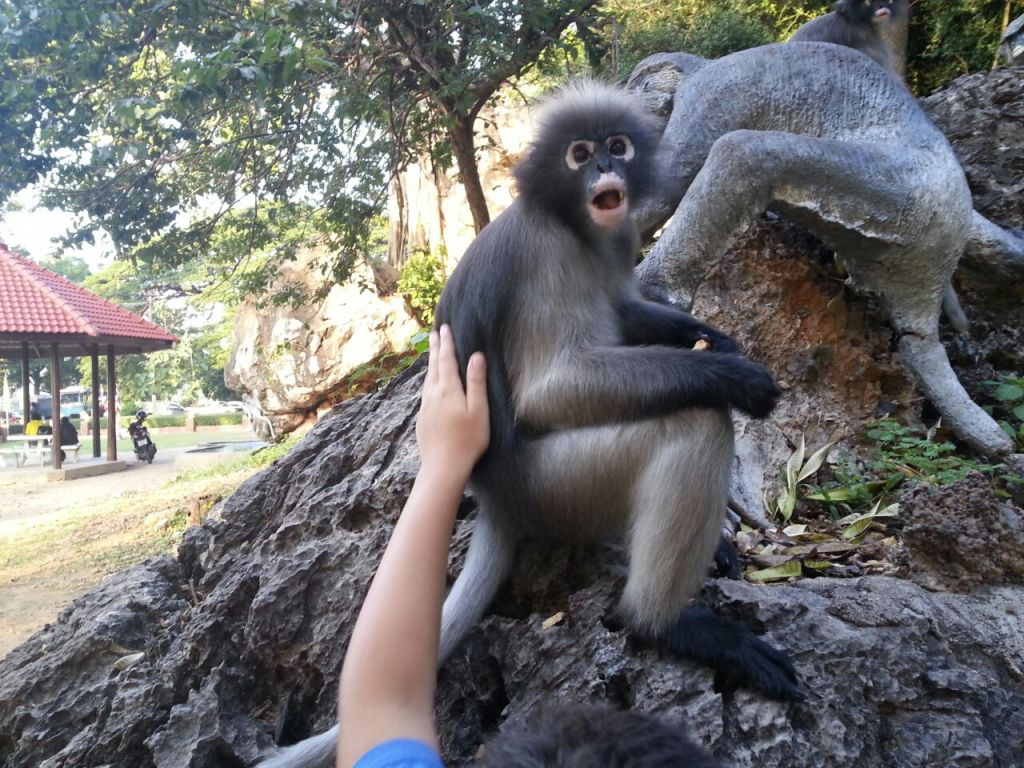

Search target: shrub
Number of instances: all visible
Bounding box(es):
[144,414,188,428]
[397,250,446,326]
[194,413,245,427]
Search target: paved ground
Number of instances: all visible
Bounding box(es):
[0,428,257,533]
[0,429,261,655]
[1,448,184,532]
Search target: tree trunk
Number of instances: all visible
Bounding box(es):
[449,115,490,234]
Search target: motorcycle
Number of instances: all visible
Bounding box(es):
[128,411,158,464]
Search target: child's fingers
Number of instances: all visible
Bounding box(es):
[426,329,440,385]
[437,325,460,388]
[466,352,488,416]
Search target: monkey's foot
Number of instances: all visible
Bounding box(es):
[713,537,742,580]
[657,605,802,701]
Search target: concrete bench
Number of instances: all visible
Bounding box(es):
[0,447,24,468]
[63,443,81,464]
[22,445,51,466]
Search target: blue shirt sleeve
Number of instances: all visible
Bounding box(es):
[352,739,443,768]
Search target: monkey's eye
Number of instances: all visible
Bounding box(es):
[566,141,595,170]
[607,135,634,161]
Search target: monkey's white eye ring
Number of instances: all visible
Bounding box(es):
[607,135,634,161]
[566,140,595,170]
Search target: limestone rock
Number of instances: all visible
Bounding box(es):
[898,471,1024,592]
[923,66,1024,235]
[224,253,419,439]
[1,369,1023,767]
[388,101,532,271]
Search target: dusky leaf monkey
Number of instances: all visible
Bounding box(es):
[790,0,908,73]
[260,81,797,768]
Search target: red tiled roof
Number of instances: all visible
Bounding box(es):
[0,244,179,344]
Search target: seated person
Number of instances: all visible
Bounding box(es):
[336,326,719,768]
[59,416,78,446]
[24,418,43,437]
[59,416,79,461]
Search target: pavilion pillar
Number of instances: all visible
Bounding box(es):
[106,345,117,461]
[50,343,61,470]
[20,342,29,423]
[91,344,101,458]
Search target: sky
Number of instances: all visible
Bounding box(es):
[0,188,113,270]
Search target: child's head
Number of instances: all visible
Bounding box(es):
[478,703,721,767]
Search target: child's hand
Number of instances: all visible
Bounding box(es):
[416,324,489,478]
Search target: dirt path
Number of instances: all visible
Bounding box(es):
[0,448,185,534]
[0,451,257,657]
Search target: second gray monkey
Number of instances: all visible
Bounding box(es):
[790,0,907,71]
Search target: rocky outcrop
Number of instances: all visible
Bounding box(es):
[923,66,1024,236]
[224,254,419,439]
[2,368,1023,768]
[387,101,531,272]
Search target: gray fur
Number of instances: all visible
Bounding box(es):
[630,43,1014,456]
[258,725,337,768]
[789,0,906,72]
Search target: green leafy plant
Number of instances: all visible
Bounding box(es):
[985,376,1024,451]
[865,418,997,485]
[766,435,835,522]
[397,252,446,326]
[804,419,998,517]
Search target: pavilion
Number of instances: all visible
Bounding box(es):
[0,243,178,471]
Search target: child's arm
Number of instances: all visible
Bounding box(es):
[338,325,489,767]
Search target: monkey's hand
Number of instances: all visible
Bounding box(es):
[659,605,803,702]
[619,299,740,353]
[704,355,780,418]
[689,325,739,354]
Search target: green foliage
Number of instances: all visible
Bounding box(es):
[986,375,1024,451]
[907,0,1010,94]
[0,0,598,289]
[41,255,91,283]
[194,413,244,427]
[596,0,811,77]
[596,0,1008,96]
[74,259,237,407]
[684,4,775,59]
[397,251,446,326]
[766,435,835,522]
[146,414,187,428]
[802,419,999,517]
[865,419,996,485]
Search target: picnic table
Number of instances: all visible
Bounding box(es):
[0,435,80,467]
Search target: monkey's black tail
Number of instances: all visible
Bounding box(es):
[439,510,517,664]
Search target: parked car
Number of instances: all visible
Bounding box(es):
[161,402,187,415]
[219,401,245,412]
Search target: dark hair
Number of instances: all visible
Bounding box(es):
[478,704,722,768]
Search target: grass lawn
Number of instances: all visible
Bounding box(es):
[113,427,258,453]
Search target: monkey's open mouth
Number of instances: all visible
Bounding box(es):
[592,188,624,210]
[873,7,891,19]
[588,176,628,229]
